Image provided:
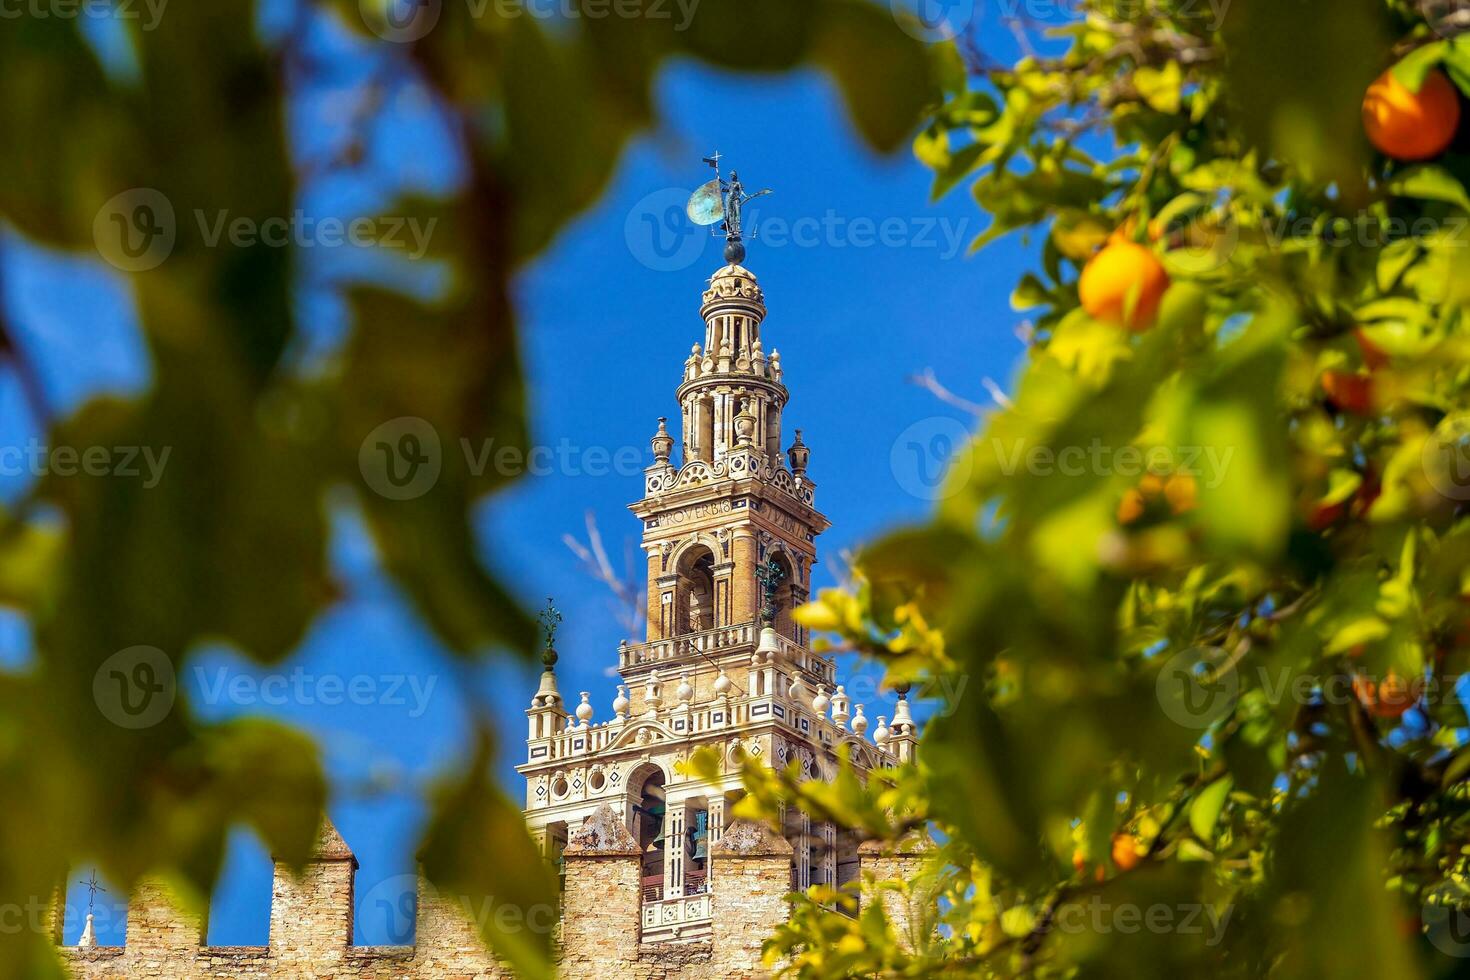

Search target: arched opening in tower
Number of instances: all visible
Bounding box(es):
[675,546,716,636]
[631,767,667,900]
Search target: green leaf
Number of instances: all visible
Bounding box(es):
[1387,165,1470,212]
[1189,776,1233,842]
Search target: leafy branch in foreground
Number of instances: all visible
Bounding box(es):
[756,1,1470,976]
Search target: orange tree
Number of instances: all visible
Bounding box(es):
[722,1,1470,977]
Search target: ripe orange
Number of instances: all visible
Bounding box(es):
[1353,673,1421,719]
[1079,241,1170,331]
[1111,833,1143,871]
[1163,473,1197,514]
[1321,370,1374,416]
[1117,488,1146,525]
[1354,328,1390,371]
[1363,68,1462,161]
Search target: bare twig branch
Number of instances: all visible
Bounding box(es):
[564,510,646,636]
[908,368,998,415]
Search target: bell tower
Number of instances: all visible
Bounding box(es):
[635,260,824,656]
[518,166,918,949]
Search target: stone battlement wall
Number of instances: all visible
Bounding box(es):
[56,812,931,980]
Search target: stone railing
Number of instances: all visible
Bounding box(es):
[620,622,757,669]
[641,891,713,943]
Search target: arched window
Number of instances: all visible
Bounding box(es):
[675,545,716,636]
[629,765,667,900]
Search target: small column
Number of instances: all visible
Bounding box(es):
[663,800,688,898]
[820,821,837,889]
[794,811,812,891]
[707,797,727,847]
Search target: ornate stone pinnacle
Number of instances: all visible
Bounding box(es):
[538,597,562,668]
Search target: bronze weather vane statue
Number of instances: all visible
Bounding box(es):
[685,151,772,264]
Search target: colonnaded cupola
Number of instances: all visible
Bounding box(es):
[516,231,920,944]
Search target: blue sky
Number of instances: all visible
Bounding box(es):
[9,4,1050,948]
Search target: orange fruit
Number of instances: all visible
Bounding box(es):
[1117,488,1146,525]
[1321,370,1374,416]
[1138,472,1167,498]
[1353,673,1421,719]
[1354,328,1390,371]
[1375,673,1420,718]
[1111,833,1143,871]
[1079,241,1171,331]
[1363,68,1461,161]
[1163,473,1198,514]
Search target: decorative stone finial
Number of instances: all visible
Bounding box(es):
[612,684,630,719]
[852,703,868,735]
[892,682,914,733]
[788,429,810,475]
[874,715,891,747]
[576,692,594,725]
[812,684,830,717]
[831,685,850,730]
[676,671,694,704]
[538,597,562,669]
[713,669,732,696]
[734,400,757,446]
[645,670,663,713]
[651,417,674,463]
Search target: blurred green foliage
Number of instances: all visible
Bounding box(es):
[0,2,937,977]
